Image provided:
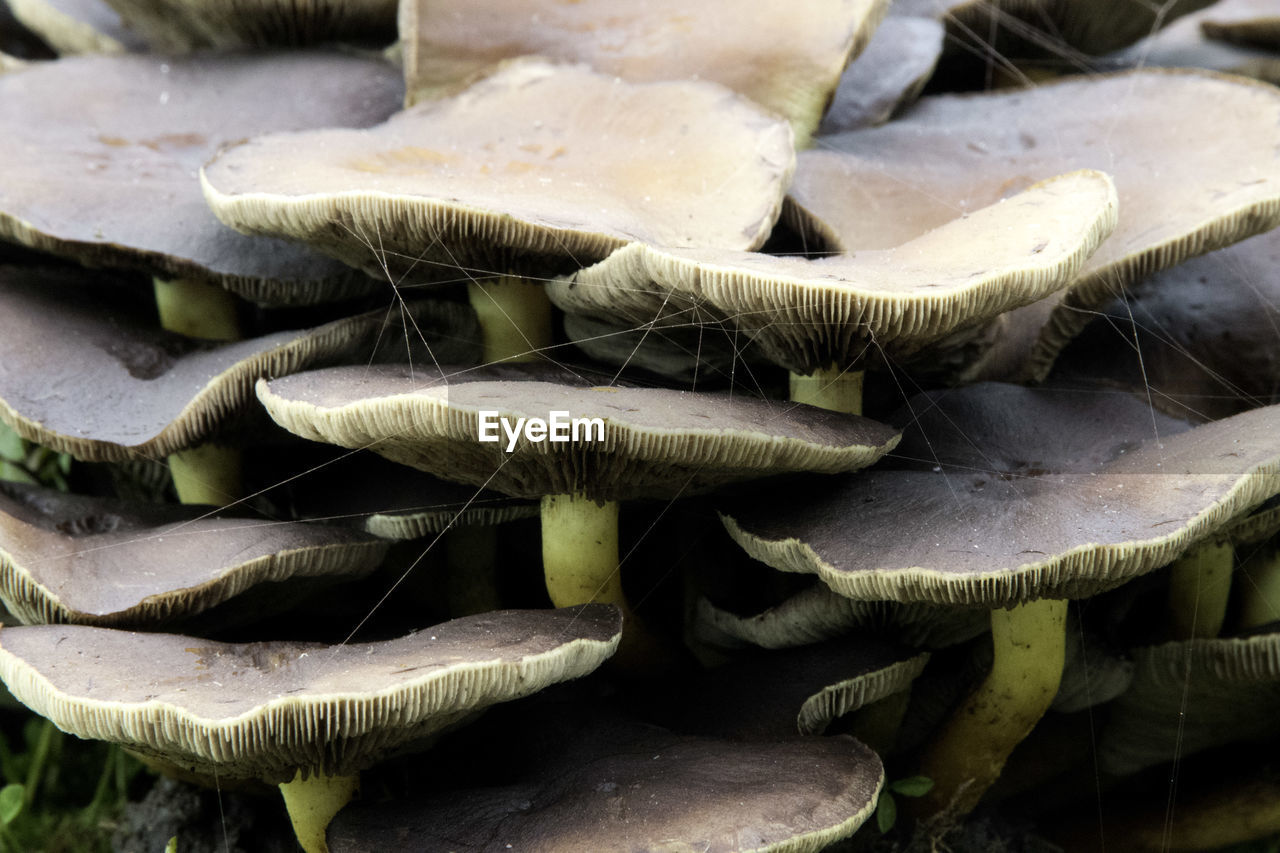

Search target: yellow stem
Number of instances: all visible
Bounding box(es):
[1237,541,1280,630]
[789,366,864,415]
[167,444,242,506]
[467,276,552,364]
[153,277,240,341]
[278,771,358,853]
[1167,540,1234,639]
[915,598,1067,820]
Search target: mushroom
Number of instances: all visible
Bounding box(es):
[0,266,476,503]
[550,169,1118,413]
[0,480,389,627]
[787,69,1280,383]
[329,715,884,852]
[201,59,795,365]
[398,0,888,145]
[256,362,899,662]
[1054,227,1280,423]
[818,14,944,134]
[0,605,622,853]
[1101,0,1280,83]
[719,384,1280,817]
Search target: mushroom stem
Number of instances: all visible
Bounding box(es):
[1237,541,1280,630]
[152,277,241,341]
[467,276,553,364]
[1167,540,1234,639]
[279,771,359,853]
[445,523,501,617]
[153,276,243,505]
[541,494,626,611]
[842,689,911,757]
[167,443,243,506]
[788,366,864,415]
[914,598,1067,821]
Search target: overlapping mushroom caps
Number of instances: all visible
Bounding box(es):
[1102,0,1280,83]
[0,606,622,853]
[0,266,476,503]
[256,363,899,661]
[397,0,887,144]
[0,481,388,627]
[720,384,1280,818]
[1200,0,1280,47]
[0,50,403,311]
[201,59,795,364]
[786,70,1280,382]
[330,721,884,852]
[550,169,1118,414]
[1055,228,1280,422]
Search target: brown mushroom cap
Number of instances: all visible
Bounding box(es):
[257,363,900,502]
[722,384,1280,606]
[201,59,795,282]
[399,0,886,142]
[6,0,146,54]
[818,14,943,134]
[330,726,883,853]
[0,605,622,781]
[551,170,1117,375]
[791,70,1280,380]
[1055,228,1280,422]
[0,51,403,305]
[0,266,477,460]
[0,481,388,626]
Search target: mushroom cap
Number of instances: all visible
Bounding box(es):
[5,0,146,54]
[285,451,536,539]
[562,311,760,386]
[0,51,403,305]
[0,266,477,460]
[721,385,1280,606]
[0,605,622,781]
[257,363,900,502]
[552,170,1118,375]
[818,14,943,134]
[791,70,1280,380]
[399,0,887,143]
[201,59,795,281]
[330,726,883,853]
[1103,1,1280,83]
[693,583,989,652]
[0,481,388,626]
[676,635,928,739]
[1099,630,1280,775]
[98,0,396,52]
[1054,227,1280,422]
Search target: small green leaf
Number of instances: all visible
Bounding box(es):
[890,775,934,798]
[165,836,178,853]
[0,463,36,486]
[56,453,72,476]
[0,784,23,825]
[875,789,896,834]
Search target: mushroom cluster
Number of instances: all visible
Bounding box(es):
[0,2,1279,852]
